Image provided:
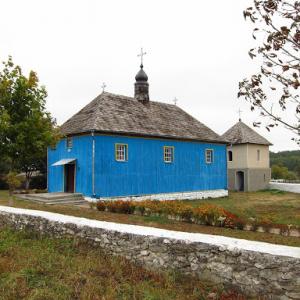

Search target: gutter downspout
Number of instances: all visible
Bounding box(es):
[91,130,96,197]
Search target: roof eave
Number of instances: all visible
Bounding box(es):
[62,129,228,145]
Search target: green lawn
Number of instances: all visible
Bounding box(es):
[0,228,243,300]
[0,190,300,247]
[184,190,300,226]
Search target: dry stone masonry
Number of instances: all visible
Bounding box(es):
[0,206,299,299]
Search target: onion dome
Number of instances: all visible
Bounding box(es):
[135,64,148,82]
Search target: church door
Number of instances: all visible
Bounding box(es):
[236,171,244,192]
[65,164,75,193]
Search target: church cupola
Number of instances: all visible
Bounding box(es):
[134,49,149,103]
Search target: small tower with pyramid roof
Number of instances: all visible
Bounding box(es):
[221,119,272,192]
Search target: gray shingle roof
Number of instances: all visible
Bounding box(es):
[60,92,225,143]
[221,120,272,145]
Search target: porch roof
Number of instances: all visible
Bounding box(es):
[51,158,76,166]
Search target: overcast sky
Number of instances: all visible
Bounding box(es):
[0,0,298,152]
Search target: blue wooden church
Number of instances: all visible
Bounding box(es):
[48,62,228,200]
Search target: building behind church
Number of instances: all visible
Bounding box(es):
[221,120,272,192]
[47,63,228,200]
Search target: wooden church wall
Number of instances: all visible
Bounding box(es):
[47,135,93,195]
[94,135,227,198]
[48,134,227,197]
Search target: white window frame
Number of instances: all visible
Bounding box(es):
[205,149,214,164]
[164,146,174,163]
[115,143,128,162]
[66,137,73,149]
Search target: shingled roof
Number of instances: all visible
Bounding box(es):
[60,92,225,143]
[221,120,272,145]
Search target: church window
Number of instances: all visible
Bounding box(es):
[164,146,174,163]
[66,137,73,149]
[115,144,128,162]
[205,149,214,164]
[257,149,260,161]
[228,150,233,161]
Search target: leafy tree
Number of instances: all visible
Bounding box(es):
[270,150,300,177]
[238,1,300,144]
[271,164,297,179]
[0,56,60,190]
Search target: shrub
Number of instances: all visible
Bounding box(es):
[193,204,226,226]
[105,200,135,214]
[6,171,22,195]
[96,199,244,231]
[176,206,193,222]
[29,174,47,189]
[96,201,106,211]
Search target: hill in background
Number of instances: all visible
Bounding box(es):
[270,150,300,180]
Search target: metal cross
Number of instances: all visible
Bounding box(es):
[101,82,107,93]
[237,108,243,120]
[173,97,178,106]
[137,48,147,66]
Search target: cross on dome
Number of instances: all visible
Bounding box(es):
[137,48,147,67]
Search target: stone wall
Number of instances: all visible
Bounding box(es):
[0,206,299,299]
[93,189,228,202]
[269,182,300,194]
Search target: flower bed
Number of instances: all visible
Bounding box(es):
[96,200,300,237]
[96,200,245,229]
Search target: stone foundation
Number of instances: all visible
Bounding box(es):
[0,206,299,299]
[93,189,228,202]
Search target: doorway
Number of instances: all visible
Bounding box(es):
[236,171,244,191]
[65,163,75,193]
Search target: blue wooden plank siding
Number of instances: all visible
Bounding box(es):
[48,134,227,198]
[48,135,93,195]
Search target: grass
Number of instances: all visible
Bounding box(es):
[184,190,300,226]
[0,190,300,247]
[0,228,243,300]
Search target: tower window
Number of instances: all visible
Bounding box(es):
[164,146,174,163]
[228,150,233,162]
[115,144,128,162]
[205,149,214,164]
[257,149,260,161]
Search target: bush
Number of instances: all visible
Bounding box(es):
[6,171,22,195]
[29,174,47,189]
[193,204,226,226]
[96,199,243,230]
[105,200,135,214]
[96,201,106,211]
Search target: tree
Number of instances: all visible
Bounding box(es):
[0,56,60,190]
[238,1,300,144]
[271,164,297,179]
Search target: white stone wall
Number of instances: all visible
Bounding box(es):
[269,182,300,194]
[0,206,299,299]
[90,189,228,202]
